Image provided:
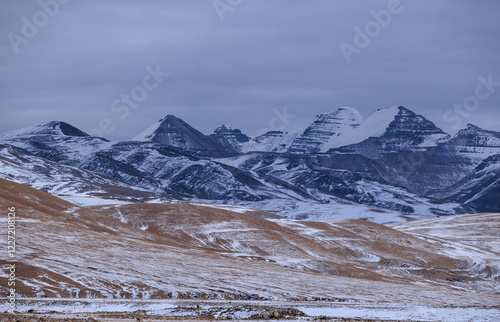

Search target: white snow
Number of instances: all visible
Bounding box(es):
[321,106,400,151]
[189,202,262,215]
[421,133,450,146]
[241,129,301,153]
[130,118,163,141]
[11,299,500,321]
[0,122,60,138]
[298,304,500,322]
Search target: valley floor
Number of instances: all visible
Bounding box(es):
[3,298,500,321]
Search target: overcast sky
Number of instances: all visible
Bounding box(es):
[1,0,499,140]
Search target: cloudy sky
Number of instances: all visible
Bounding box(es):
[1,0,499,140]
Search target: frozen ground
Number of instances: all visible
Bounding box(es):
[6,299,500,321]
[1,178,499,321]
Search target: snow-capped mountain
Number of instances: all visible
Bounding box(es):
[288,107,363,154]
[378,123,500,198]
[239,106,449,156]
[321,106,402,151]
[0,144,161,204]
[132,115,233,156]
[210,124,251,153]
[0,121,90,138]
[332,106,450,158]
[445,123,500,160]
[242,130,299,153]
[1,106,499,217]
[0,121,110,165]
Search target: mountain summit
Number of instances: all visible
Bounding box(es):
[288,107,363,154]
[382,106,450,146]
[0,121,90,139]
[333,106,450,157]
[132,115,232,155]
[210,124,250,153]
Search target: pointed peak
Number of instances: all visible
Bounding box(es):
[455,123,500,137]
[456,124,484,135]
[337,106,360,113]
[466,123,481,130]
[133,114,200,142]
[312,107,363,127]
[396,106,415,115]
[215,124,232,132]
[54,121,90,137]
[159,114,181,123]
[316,106,361,118]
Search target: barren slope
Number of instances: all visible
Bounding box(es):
[1,179,499,305]
[93,203,500,290]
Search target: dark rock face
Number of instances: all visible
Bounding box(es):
[334,107,450,158]
[139,115,233,156]
[428,154,500,212]
[210,124,251,153]
[57,121,91,137]
[1,107,499,215]
[20,121,91,137]
[383,107,449,144]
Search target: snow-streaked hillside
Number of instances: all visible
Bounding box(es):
[214,152,473,220]
[0,144,161,205]
[428,154,500,212]
[241,130,300,153]
[288,107,362,154]
[0,121,111,165]
[445,123,500,161]
[1,178,499,307]
[391,212,500,280]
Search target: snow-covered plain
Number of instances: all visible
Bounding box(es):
[8,299,500,321]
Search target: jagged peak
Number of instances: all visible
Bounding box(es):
[454,123,500,138]
[455,123,487,135]
[133,114,201,142]
[465,123,482,130]
[161,114,177,121]
[396,106,414,114]
[214,124,236,133]
[315,106,363,121]
[158,114,189,126]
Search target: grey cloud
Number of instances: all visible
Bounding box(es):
[1,0,499,140]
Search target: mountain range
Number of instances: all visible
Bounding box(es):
[1,105,499,222]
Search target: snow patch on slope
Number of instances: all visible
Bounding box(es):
[321,106,400,152]
[288,107,363,153]
[131,118,163,141]
[242,130,301,153]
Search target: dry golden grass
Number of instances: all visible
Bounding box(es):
[1,178,499,305]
